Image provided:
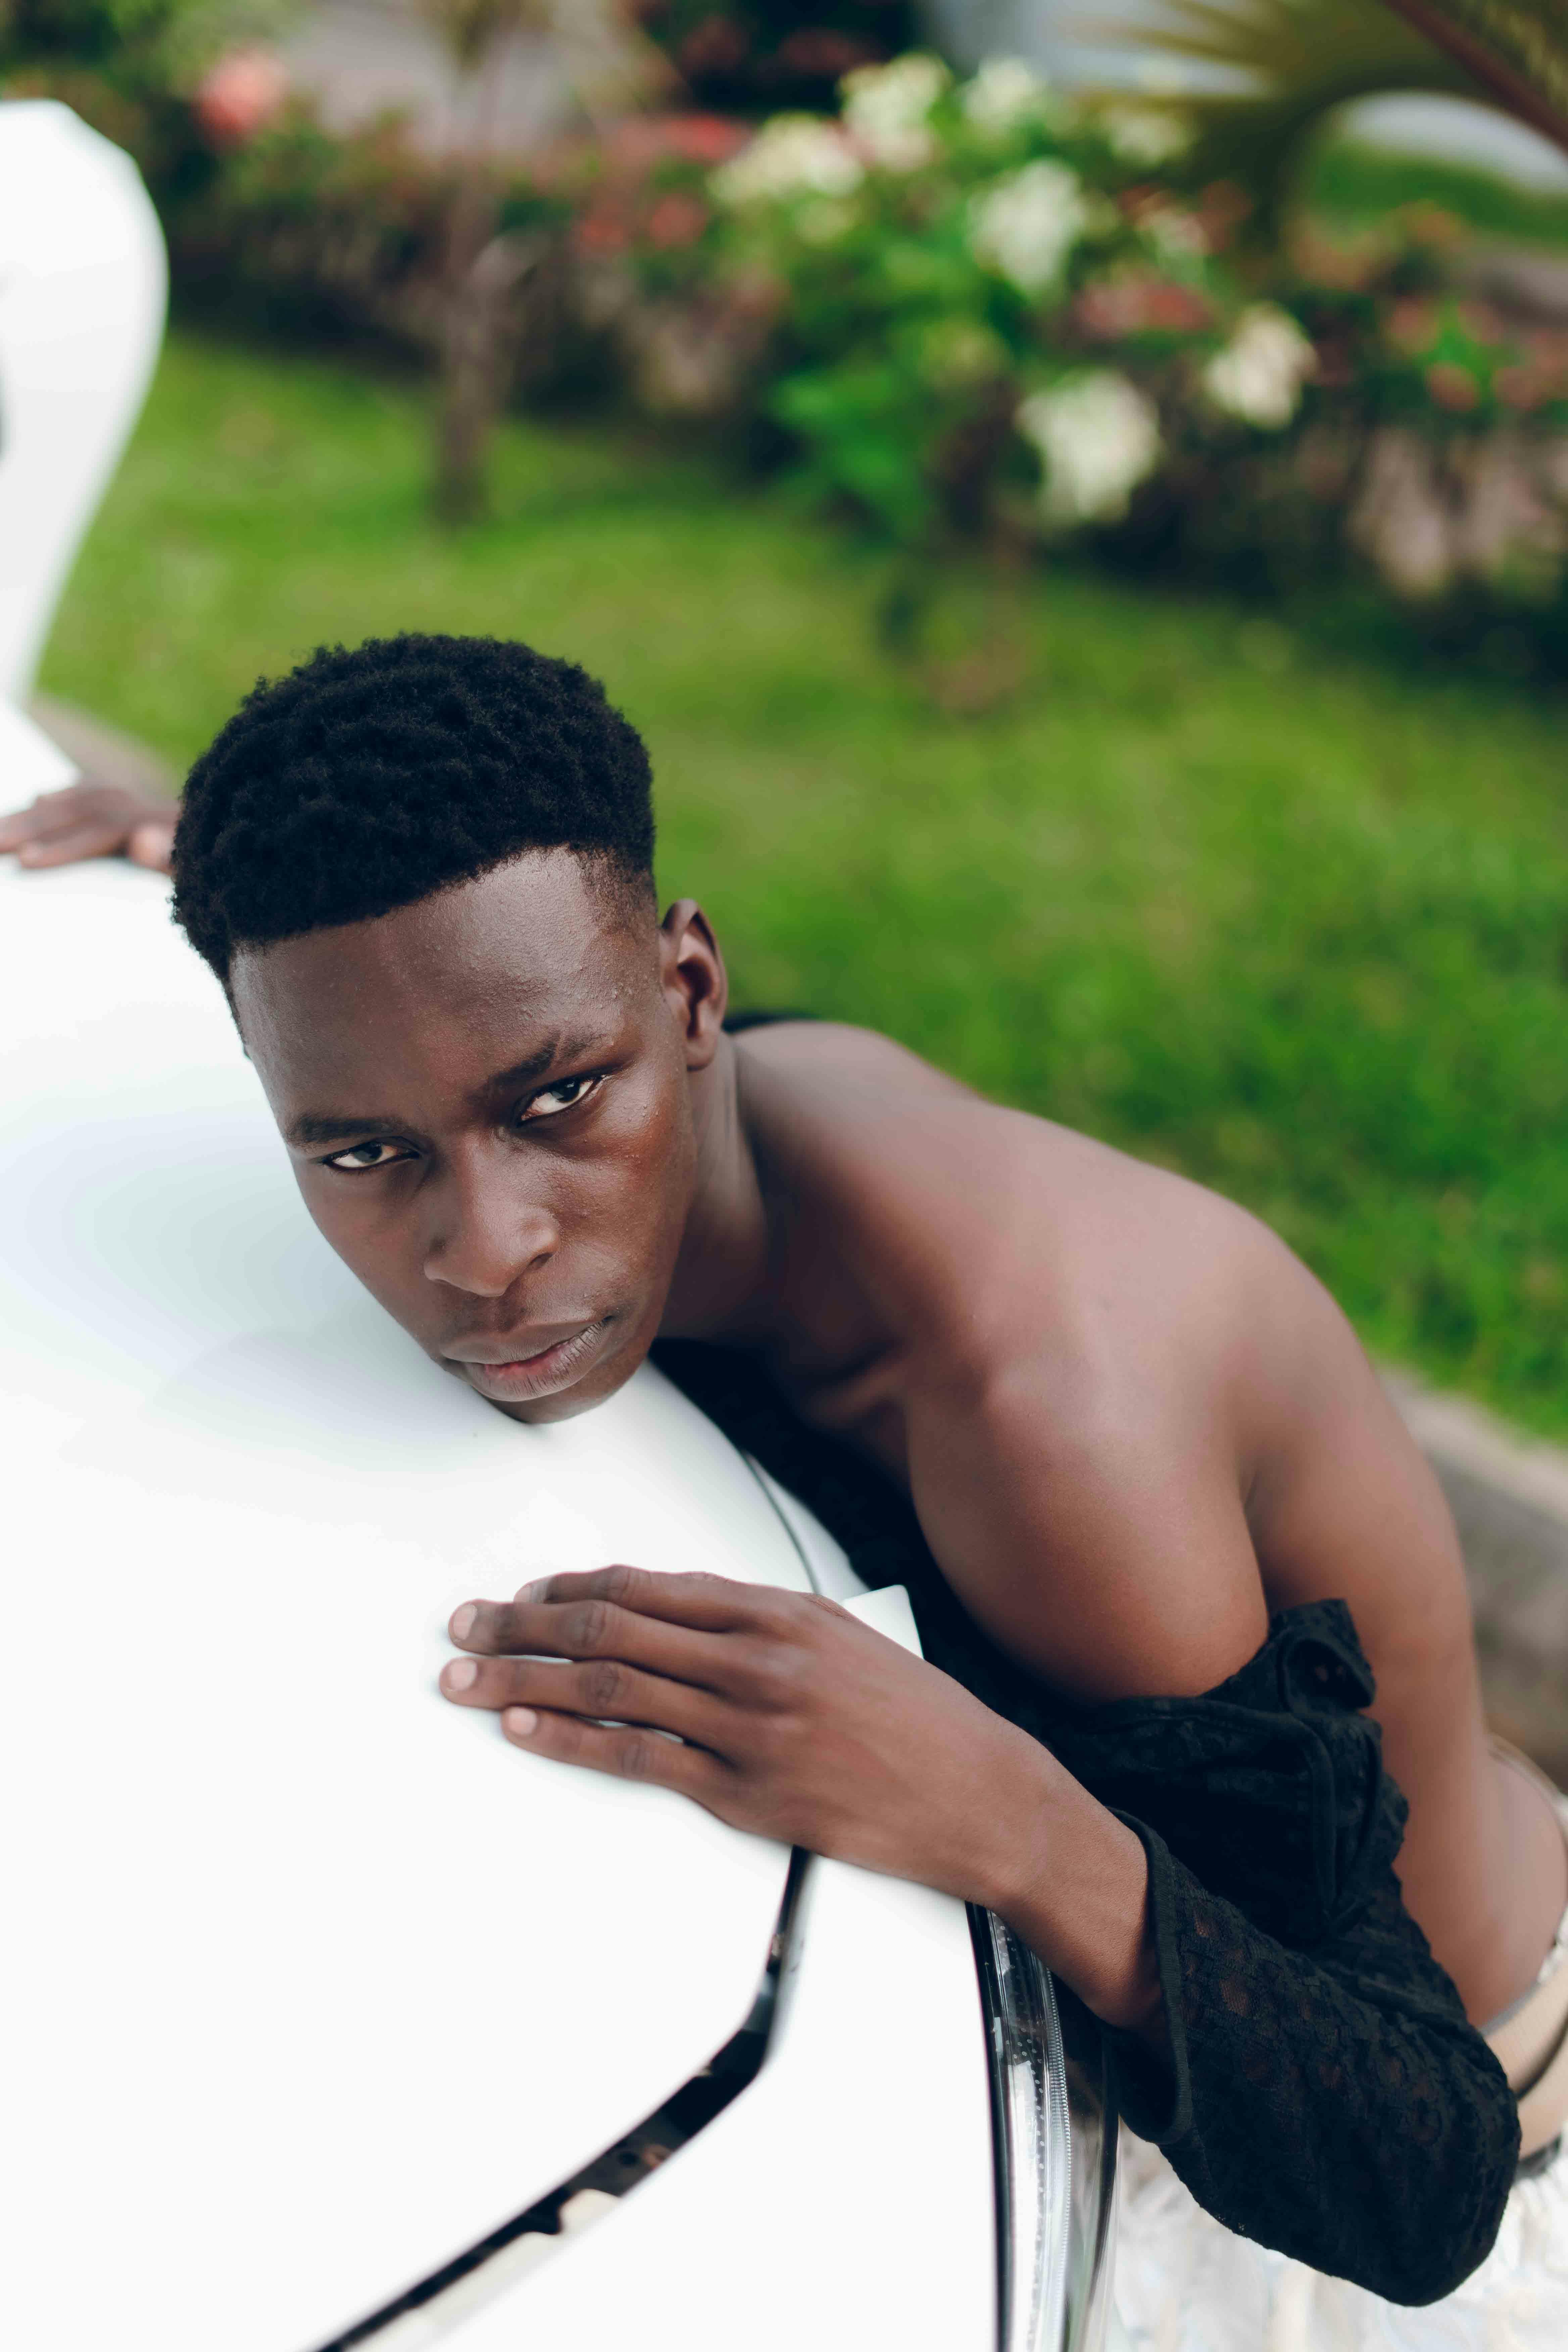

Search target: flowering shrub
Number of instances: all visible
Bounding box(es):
[696,52,1568,598]
[698,53,1315,543]
[14,12,1566,609]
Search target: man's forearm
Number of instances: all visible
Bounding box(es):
[972,1730,1166,2045]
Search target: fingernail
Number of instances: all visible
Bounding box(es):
[516,1578,544,1603]
[450,1603,477,1642]
[443,1658,478,1693]
[504,1707,539,1738]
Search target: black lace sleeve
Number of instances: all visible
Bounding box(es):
[651,1342,1522,2305]
[1042,1604,1522,2304]
[1105,1825,1517,2303]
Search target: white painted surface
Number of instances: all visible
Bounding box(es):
[747,1454,870,1602]
[434,1588,998,2352]
[0,844,814,2350]
[0,103,166,703]
[0,695,78,800]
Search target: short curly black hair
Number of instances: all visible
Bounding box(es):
[171,633,656,980]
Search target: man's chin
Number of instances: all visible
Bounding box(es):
[484,1375,626,1426]
[447,1330,650,1427]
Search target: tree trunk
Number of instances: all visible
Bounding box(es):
[432,54,545,525]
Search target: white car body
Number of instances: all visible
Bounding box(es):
[0,103,1115,2350]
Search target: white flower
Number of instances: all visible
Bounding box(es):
[841,53,949,170]
[1203,304,1316,430]
[959,56,1056,136]
[1100,104,1193,167]
[970,160,1088,296]
[1017,372,1162,524]
[710,116,864,207]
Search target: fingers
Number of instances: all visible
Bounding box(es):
[496,1704,729,1803]
[450,1585,737,1694]
[440,1650,730,1751]
[454,1564,776,1653]
[0,788,78,850]
[11,820,128,867]
[129,819,177,874]
[0,784,176,868]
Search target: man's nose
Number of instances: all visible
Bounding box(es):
[422,1157,558,1297]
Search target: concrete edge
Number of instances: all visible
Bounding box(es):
[1385,1371,1568,1777]
[1385,1370,1568,1532]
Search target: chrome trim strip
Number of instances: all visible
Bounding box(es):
[971,1908,1074,2352]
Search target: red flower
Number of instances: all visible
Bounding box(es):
[577,211,633,258]
[646,193,709,248]
[1076,276,1213,339]
[196,47,289,148]
[663,113,749,165]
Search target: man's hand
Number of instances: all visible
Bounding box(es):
[0,781,177,872]
[440,1564,1162,2038]
[440,1563,1045,1907]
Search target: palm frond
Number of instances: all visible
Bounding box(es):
[1376,0,1568,153]
[1089,0,1550,233]
[1093,0,1460,89]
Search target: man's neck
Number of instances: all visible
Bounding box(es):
[661,1033,775,1342]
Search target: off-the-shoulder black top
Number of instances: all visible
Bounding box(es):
[655,1340,1521,2307]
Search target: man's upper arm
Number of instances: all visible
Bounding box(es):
[1236,1238,1476,1688]
[904,1354,1272,1704]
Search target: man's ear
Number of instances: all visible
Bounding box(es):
[658,900,728,1072]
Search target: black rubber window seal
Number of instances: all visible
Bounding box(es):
[311,1847,811,2350]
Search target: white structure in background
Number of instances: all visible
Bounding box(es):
[0,100,166,709]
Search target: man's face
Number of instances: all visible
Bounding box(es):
[232,852,721,1423]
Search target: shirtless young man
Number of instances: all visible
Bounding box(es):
[11,634,1565,2306]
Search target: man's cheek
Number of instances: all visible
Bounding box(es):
[300,1188,420,1317]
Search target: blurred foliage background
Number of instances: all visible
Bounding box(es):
[10,0,1568,1430]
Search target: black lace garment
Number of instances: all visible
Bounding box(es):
[655,1340,1520,2306]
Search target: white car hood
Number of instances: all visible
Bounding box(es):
[0,822,812,2349]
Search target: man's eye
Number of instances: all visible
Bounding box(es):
[322,1141,410,1172]
[523,1074,602,1121]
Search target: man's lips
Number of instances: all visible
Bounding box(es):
[443,1319,611,1402]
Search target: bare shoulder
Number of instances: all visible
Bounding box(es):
[917,1129,1458,1701]
[735,1021,1440,1700]
[732,1017,970,1099]
[739,1017,1331,1420]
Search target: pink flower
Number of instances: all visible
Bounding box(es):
[646,193,709,249]
[196,48,289,148]
[664,114,751,166]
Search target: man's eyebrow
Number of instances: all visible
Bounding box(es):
[284,1033,615,1148]
[482,1031,615,1097]
[286,1110,400,1147]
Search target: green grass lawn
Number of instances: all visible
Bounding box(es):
[40,329,1568,1433]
